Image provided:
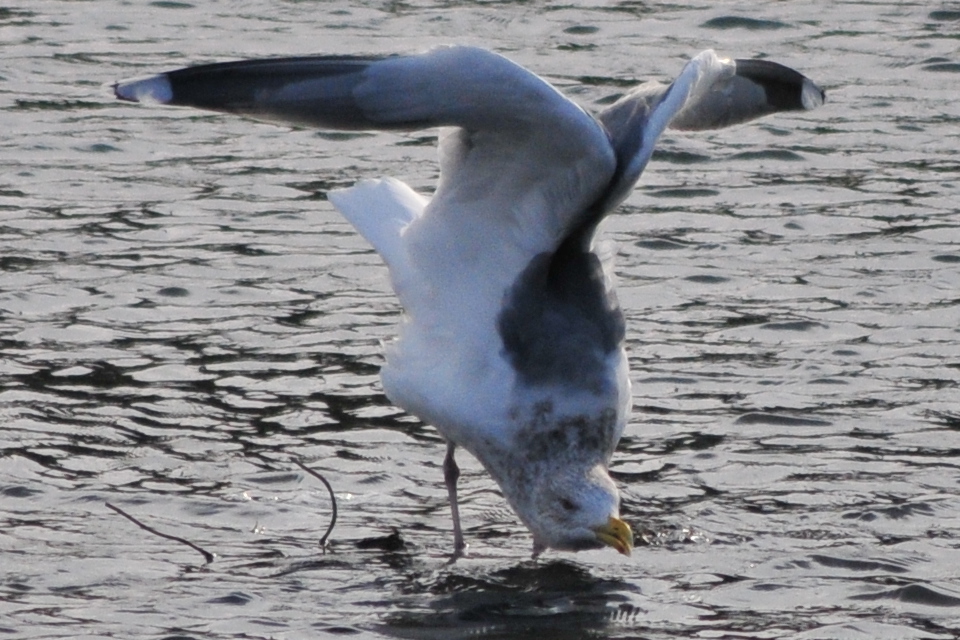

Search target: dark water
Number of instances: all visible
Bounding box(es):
[3,1,960,638]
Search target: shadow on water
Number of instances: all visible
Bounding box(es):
[378,559,638,640]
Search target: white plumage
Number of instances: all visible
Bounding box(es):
[116,45,824,558]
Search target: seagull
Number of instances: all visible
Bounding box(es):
[115,46,824,559]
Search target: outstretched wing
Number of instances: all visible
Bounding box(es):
[116,45,616,338]
[595,50,825,212]
[115,45,616,272]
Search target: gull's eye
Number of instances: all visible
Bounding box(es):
[559,498,577,512]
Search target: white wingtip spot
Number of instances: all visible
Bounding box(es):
[114,75,173,104]
[801,78,825,110]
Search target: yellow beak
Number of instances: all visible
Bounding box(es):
[594,516,634,556]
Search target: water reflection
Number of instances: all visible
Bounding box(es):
[381,561,640,640]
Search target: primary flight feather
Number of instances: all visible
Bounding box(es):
[116,45,824,558]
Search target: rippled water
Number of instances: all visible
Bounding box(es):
[3,1,960,638]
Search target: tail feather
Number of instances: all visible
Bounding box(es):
[327,178,426,275]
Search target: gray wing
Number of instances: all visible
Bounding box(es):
[117,55,396,129]
[115,45,617,259]
[594,51,825,212]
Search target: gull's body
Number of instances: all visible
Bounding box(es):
[116,46,823,557]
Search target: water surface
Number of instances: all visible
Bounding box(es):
[3,1,960,638]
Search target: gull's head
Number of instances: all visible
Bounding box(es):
[521,463,633,557]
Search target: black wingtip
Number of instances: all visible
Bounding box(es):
[734,58,825,111]
[113,82,136,102]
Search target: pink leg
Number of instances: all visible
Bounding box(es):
[443,442,467,560]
